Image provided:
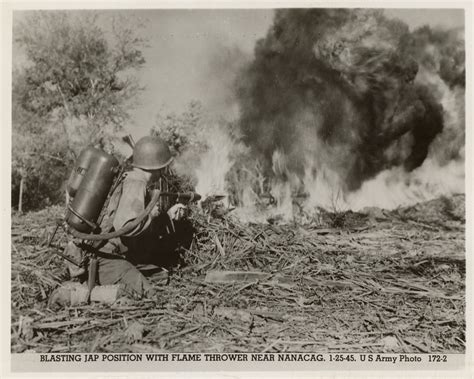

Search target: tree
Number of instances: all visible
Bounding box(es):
[12,11,146,211]
[152,101,205,156]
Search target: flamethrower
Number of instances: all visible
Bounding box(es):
[154,191,201,203]
[48,135,209,300]
[48,135,229,300]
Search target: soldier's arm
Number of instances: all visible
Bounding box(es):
[113,179,152,237]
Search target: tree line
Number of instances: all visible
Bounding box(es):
[12,11,205,212]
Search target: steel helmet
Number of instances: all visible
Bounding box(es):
[132,136,173,170]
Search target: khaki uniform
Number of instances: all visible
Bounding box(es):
[93,170,188,298]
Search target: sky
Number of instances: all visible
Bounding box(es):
[12,8,465,139]
[125,8,465,138]
[125,9,274,136]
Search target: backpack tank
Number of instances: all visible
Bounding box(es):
[65,148,119,233]
[66,146,101,198]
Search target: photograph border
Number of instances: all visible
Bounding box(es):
[2,0,472,377]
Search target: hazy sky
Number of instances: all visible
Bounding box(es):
[124,9,273,135]
[126,8,465,138]
[12,8,465,138]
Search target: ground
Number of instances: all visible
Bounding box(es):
[11,195,465,353]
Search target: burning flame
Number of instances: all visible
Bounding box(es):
[184,10,464,224]
[194,124,234,200]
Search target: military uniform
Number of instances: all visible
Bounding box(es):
[55,136,188,307]
[95,169,185,298]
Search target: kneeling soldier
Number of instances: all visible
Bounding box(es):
[50,136,192,307]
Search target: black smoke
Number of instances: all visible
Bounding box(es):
[234,9,463,193]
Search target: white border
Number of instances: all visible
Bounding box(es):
[1,1,472,378]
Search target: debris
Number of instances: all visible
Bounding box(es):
[214,307,253,323]
[205,270,271,283]
[381,335,399,350]
[11,195,465,353]
[19,316,34,341]
[361,206,388,220]
[33,318,90,330]
[402,337,431,353]
[205,270,294,286]
[131,343,162,353]
[124,321,145,343]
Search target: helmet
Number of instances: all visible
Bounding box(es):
[132,136,173,170]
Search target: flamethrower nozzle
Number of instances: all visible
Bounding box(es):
[159,191,202,202]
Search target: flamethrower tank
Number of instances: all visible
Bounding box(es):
[66,146,102,198]
[65,149,119,233]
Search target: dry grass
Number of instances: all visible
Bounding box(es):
[11,195,465,353]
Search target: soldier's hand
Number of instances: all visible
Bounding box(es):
[167,203,187,221]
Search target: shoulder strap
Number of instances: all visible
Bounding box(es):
[99,172,127,233]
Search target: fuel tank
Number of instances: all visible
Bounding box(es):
[65,149,119,233]
[66,146,101,198]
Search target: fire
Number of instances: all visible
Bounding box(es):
[342,158,464,210]
[182,9,464,224]
[194,124,234,201]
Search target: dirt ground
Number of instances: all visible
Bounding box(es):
[11,195,465,353]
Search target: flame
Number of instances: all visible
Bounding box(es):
[191,118,464,222]
[345,158,464,210]
[185,10,464,224]
[194,124,234,200]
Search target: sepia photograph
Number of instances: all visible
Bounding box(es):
[8,4,467,364]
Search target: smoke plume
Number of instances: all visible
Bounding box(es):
[233,9,464,198]
[191,9,465,218]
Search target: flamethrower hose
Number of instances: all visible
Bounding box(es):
[67,190,161,241]
[66,191,201,241]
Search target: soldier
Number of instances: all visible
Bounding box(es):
[50,136,192,307]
